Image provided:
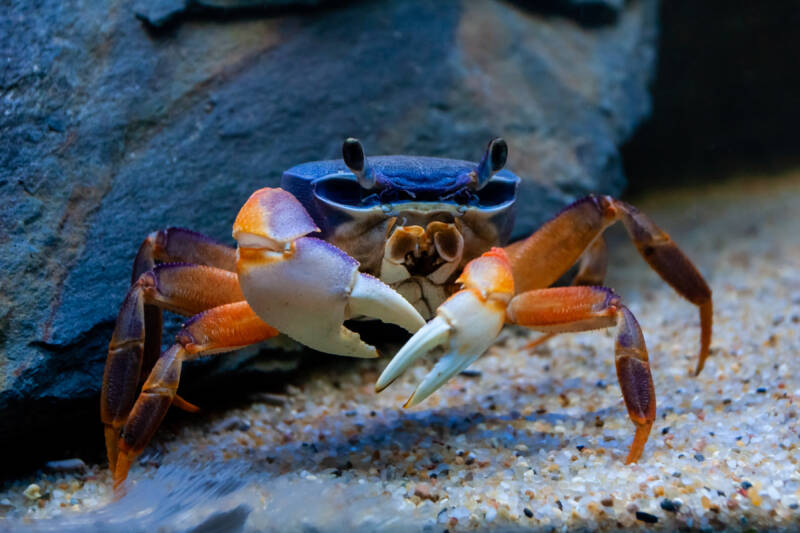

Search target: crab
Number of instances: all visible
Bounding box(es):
[101,138,712,487]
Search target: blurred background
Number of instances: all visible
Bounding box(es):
[1,0,798,480]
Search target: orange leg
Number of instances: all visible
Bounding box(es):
[113,301,278,488]
[102,263,243,475]
[507,286,655,463]
[524,236,608,350]
[131,228,237,379]
[505,195,712,375]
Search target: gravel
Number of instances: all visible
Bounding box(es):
[2,173,800,531]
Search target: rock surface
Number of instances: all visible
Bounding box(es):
[0,0,657,470]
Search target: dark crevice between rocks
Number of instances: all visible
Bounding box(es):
[622,0,800,195]
[503,0,621,28]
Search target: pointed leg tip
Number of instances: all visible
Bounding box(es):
[112,444,140,491]
[624,422,652,464]
[112,455,131,490]
[173,394,201,413]
[693,356,707,376]
[104,425,120,473]
[623,447,643,465]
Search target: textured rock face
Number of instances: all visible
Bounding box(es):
[0,0,657,467]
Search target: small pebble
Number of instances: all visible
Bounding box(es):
[741,481,753,490]
[694,453,705,462]
[635,511,658,524]
[23,484,41,501]
[523,507,533,518]
[414,482,438,502]
[660,499,681,512]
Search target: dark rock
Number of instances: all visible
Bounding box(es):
[635,511,658,523]
[0,0,657,472]
[659,498,681,513]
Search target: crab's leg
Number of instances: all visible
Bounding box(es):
[102,264,243,473]
[507,286,655,463]
[525,236,609,349]
[131,228,237,378]
[112,301,278,488]
[505,195,712,374]
[572,235,608,287]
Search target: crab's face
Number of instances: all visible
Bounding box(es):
[281,139,520,316]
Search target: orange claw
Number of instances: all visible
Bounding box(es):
[172,394,201,413]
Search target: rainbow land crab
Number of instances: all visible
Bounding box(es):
[101,138,712,488]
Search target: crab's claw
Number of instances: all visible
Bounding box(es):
[376,248,514,405]
[233,188,425,358]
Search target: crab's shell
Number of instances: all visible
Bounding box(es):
[283,155,519,238]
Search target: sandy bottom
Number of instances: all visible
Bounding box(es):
[2,173,799,532]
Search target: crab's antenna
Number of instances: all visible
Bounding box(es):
[343,138,378,190]
[471,138,508,190]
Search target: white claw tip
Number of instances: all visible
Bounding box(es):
[375,317,451,393]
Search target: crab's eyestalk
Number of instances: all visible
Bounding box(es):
[471,138,508,190]
[343,138,378,190]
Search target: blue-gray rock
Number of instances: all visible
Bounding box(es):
[0,0,657,470]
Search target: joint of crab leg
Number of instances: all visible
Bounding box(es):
[377,248,514,404]
[605,197,713,374]
[470,138,508,190]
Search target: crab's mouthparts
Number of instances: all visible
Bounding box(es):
[381,221,465,281]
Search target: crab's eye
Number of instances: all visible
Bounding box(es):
[489,138,508,172]
[342,138,365,172]
[472,137,508,190]
[342,138,377,189]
